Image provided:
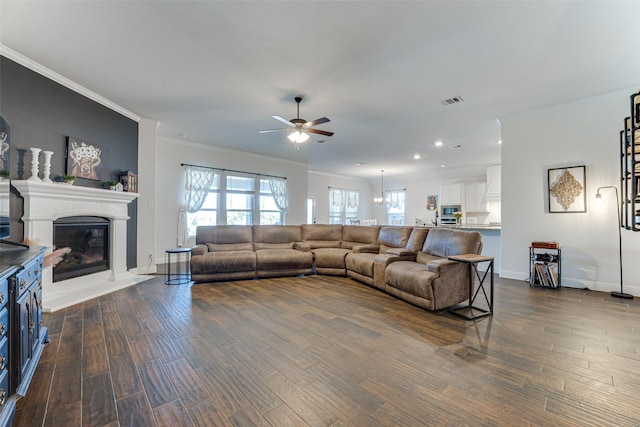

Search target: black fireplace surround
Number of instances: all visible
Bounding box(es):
[53,216,110,282]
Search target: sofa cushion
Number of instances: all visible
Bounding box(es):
[191,251,256,274]
[406,227,429,251]
[377,226,414,253]
[253,242,294,250]
[345,252,377,278]
[385,261,439,301]
[422,228,482,257]
[313,248,350,269]
[301,224,343,241]
[341,225,381,249]
[304,240,341,249]
[255,249,313,270]
[207,243,254,252]
[196,225,253,245]
[253,225,302,244]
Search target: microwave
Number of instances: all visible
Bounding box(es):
[442,205,461,216]
[440,217,457,225]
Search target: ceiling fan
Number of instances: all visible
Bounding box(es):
[259,96,334,143]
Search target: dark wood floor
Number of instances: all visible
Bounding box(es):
[12,274,640,426]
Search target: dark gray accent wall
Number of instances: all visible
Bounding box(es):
[0,56,139,269]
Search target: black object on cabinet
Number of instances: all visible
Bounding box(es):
[529,247,561,289]
[0,246,47,427]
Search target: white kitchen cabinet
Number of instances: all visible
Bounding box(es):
[486,165,501,199]
[465,182,488,212]
[440,183,464,205]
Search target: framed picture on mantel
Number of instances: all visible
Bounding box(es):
[66,137,102,181]
[548,165,586,213]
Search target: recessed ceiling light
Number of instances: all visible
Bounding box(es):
[356,162,366,166]
[435,141,443,147]
[498,140,503,144]
[413,154,421,160]
[440,164,446,168]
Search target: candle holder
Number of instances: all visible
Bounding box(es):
[42,150,53,183]
[28,147,42,182]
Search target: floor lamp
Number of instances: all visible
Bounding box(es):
[595,186,634,299]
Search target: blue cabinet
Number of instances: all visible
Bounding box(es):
[0,247,46,427]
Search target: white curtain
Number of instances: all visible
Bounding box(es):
[185,166,217,212]
[330,188,343,206]
[268,176,288,212]
[178,165,216,247]
[346,190,359,209]
[386,189,405,209]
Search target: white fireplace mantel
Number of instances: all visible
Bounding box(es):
[12,180,150,312]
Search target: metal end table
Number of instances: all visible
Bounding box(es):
[447,253,494,320]
[165,247,192,285]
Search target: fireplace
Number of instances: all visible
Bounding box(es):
[53,216,110,282]
[12,180,149,312]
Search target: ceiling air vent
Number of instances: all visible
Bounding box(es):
[439,96,464,106]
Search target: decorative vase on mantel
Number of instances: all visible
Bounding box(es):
[28,147,41,182]
[41,150,54,183]
[62,175,76,185]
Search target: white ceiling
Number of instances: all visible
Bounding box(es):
[2,1,639,182]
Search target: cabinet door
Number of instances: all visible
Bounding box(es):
[486,165,501,198]
[16,291,31,386]
[465,183,488,212]
[440,184,462,205]
[31,287,42,350]
[465,184,478,211]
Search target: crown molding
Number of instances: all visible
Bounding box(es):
[0,44,141,122]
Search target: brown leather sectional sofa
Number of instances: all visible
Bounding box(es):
[191,224,482,311]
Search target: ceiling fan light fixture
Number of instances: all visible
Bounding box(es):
[288,130,309,143]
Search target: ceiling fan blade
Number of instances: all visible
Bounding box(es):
[307,128,334,137]
[306,117,330,127]
[258,128,289,133]
[272,115,294,126]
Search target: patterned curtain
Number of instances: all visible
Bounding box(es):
[185,166,217,212]
[330,188,343,206]
[346,190,359,209]
[268,176,288,212]
[386,189,405,209]
[178,165,216,247]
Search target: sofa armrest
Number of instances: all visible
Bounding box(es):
[352,244,380,254]
[426,258,460,275]
[191,244,208,256]
[385,248,416,257]
[293,242,311,252]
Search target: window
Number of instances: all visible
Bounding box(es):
[259,179,284,225]
[226,175,254,225]
[186,174,220,237]
[386,189,405,225]
[329,188,359,224]
[186,171,286,236]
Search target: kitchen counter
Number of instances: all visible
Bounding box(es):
[421,224,501,231]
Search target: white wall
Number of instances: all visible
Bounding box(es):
[155,137,308,261]
[136,118,158,274]
[308,171,371,223]
[501,87,640,296]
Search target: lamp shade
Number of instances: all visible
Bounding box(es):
[288,130,309,143]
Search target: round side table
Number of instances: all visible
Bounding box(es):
[165,247,192,285]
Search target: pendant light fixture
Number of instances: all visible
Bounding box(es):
[374,170,389,205]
